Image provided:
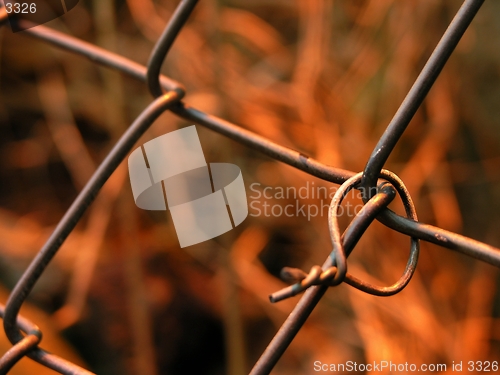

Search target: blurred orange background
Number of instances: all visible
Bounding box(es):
[1,0,500,374]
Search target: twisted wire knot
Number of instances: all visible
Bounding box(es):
[269,266,340,303]
[269,170,420,303]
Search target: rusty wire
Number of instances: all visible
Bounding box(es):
[0,0,499,374]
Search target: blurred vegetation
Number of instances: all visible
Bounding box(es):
[1,0,500,374]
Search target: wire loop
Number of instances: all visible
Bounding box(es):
[271,170,420,301]
[343,170,420,296]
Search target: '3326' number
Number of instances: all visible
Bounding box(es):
[5,3,37,13]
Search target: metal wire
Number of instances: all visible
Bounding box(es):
[146,0,199,98]
[13,8,499,267]
[268,178,401,304]
[0,304,41,374]
[329,171,419,297]
[3,93,180,374]
[0,0,499,373]
[361,0,485,197]
[254,185,399,375]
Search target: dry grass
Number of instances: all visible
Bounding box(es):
[0,0,500,374]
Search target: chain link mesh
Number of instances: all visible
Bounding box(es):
[0,0,498,374]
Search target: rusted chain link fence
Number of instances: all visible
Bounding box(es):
[0,0,499,374]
